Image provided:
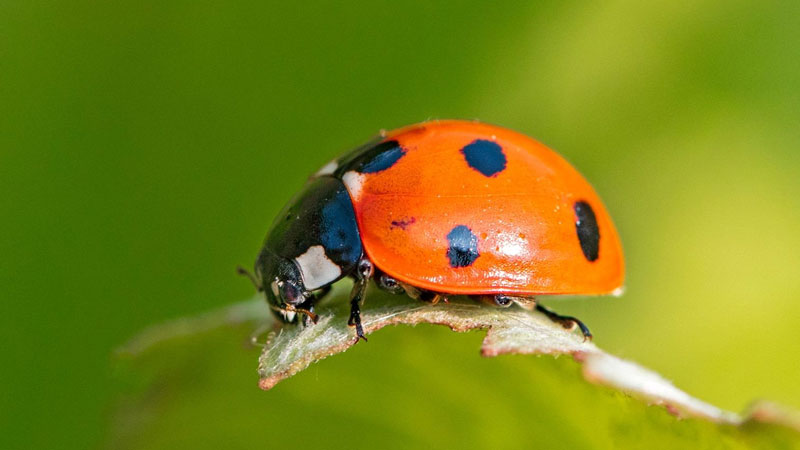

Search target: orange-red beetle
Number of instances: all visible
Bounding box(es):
[247,120,624,341]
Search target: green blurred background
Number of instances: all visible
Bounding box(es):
[3,1,800,449]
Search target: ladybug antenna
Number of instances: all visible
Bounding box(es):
[237,265,263,291]
[293,307,319,324]
[272,303,319,324]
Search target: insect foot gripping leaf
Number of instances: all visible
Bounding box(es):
[115,288,800,450]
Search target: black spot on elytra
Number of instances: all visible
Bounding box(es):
[446,225,480,268]
[574,201,599,262]
[460,139,507,177]
[357,140,406,173]
[390,217,416,230]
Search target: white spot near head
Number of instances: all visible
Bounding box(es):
[314,160,338,177]
[342,170,365,201]
[293,245,342,290]
[270,280,280,297]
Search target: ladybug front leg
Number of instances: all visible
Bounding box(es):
[347,258,374,342]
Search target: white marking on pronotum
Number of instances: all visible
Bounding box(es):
[314,160,338,177]
[270,280,280,297]
[293,245,342,290]
[342,170,365,201]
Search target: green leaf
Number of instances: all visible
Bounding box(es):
[110,288,800,449]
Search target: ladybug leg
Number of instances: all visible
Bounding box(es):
[348,259,374,342]
[394,282,447,305]
[535,303,593,341]
[430,294,448,305]
[347,281,366,341]
[418,290,447,304]
[376,272,404,295]
[511,296,536,311]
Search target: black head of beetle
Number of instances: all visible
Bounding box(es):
[254,247,312,322]
[251,176,364,323]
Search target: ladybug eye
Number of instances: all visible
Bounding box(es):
[278,279,305,305]
[574,201,600,262]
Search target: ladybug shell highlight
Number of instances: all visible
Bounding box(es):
[333,120,624,296]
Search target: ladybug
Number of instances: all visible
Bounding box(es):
[242,120,624,341]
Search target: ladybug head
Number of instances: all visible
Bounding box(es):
[255,248,311,323]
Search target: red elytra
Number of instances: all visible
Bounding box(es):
[342,120,625,296]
